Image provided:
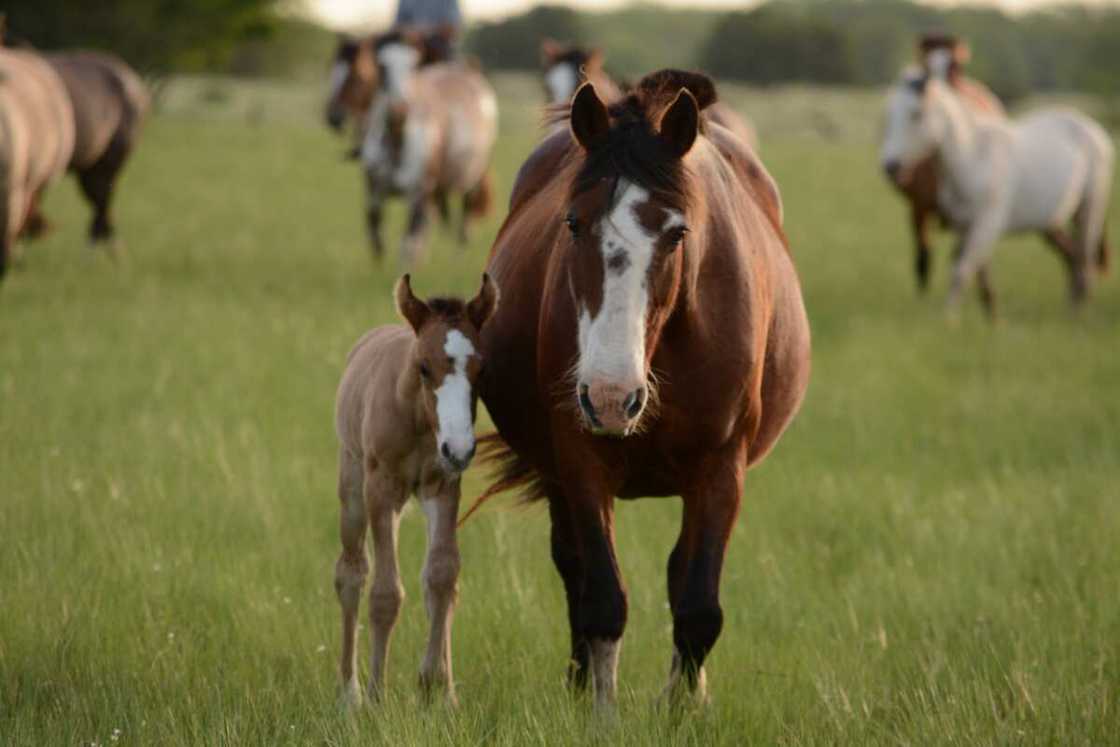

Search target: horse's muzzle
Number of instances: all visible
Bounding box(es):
[578,381,647,437]
[325,108,345,131]
[882,160,902,184]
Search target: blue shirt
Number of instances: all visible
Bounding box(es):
[395,0,461,27]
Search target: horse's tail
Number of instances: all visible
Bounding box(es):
[457,431,545,527]
[464,169,493,220]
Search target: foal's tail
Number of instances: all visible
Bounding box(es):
[463,170,493,220]
[457,431,545,527]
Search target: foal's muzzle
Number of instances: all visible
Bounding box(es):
[440,440,476,474]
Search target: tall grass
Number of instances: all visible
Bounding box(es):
[1,74,1117,745]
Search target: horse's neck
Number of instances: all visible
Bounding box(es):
[931,84,984,190]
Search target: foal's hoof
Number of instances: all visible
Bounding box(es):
[418,673,459,708]
[338,680,363,711]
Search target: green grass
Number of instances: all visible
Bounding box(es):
[1,73,1118,745]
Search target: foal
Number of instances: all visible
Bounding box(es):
[334,274,498,706]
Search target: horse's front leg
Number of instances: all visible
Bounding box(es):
[400,192,431,266]
[363,174,386,261]
[911,203,933,293]
[365,468,407,701]
[418,479,461,706]
[663,450,745,706]
[947,215,1003,317]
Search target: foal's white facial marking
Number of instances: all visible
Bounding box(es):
[545,62,579,104]
[881,72,932,172]
[434,329,476,469]
[576,182,683,391]
[378,43,420,101]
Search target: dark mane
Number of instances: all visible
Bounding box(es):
[426,297,467,320]
[566,69,718,210]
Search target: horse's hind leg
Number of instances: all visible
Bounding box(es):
[1043,228,1080,301]
[663,450,744,706]
[363,176,385,260]
[334,449,369,708]
[459,171,493,247]
[365,467,407,701]
[78,135,130,251]
[911,203,933,292]
[417,484,461,706]
[976,266,997,321]
[400,194,430,266]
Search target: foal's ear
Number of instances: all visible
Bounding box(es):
[571,82,610,150]
[658,88,700,158]
[467,273,500,331]
[395,274,430,333]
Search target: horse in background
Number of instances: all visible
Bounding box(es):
[333,274,498,707]
[540,39,760,152]
[469,70,810,708]
[0,46,74,278]
[883,33,1005,291]
[881,51,1113,317]
[325,27,455,158]
[358,30,497,265]
[45,50,149,248]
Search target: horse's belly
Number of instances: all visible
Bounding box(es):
[1007,118,1091,230]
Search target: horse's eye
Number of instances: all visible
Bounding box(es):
[666,225,690,247]
[564,214,579,237]
[418,362,431,380]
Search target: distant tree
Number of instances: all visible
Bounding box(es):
[3,0,279,74]
[465,4,583,71]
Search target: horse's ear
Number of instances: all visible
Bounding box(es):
[540,37,561,65]
[658,88,700,158]
[570,82,610,150]
[395,274,430,333]
[467,273,500,331]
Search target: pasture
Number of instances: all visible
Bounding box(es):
[2,73,1118,745]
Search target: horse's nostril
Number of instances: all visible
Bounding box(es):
[441,442,451,460]
[578,384,602,428]
[883,161,901,180]
[624,387,645,420]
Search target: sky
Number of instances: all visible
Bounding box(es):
[306,0,1108,29]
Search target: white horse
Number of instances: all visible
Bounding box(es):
[361,32,498,266]
[881,57,1113,316]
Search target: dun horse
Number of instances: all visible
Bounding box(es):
[881,51,1114,316]
[540,40,759,152]
[355,31,497,264]
[469,70,810,707]
[884,34,1005,291]
[334,274,498,707]
[0,46,73,278]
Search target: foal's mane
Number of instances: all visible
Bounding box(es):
[547,69,719,210]
[425,297,467,321]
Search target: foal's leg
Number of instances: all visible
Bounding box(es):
[334,449,369,707]
[418,481,462,705]
[663,452,745,706]
[911,203,934,292]
[365,468,407,701]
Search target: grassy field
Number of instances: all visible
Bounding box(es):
[2,73,1118,745]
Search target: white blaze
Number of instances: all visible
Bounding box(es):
[880,71,929,170]
[576,182,682,389]
[545,63,579,104]
[434,329,476,463]
[327,61,349,103]
[377,43,420,101]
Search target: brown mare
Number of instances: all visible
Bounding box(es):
[354,31,497,264]
[0,47,73,277]
[334,274,498,707]
[540,40,759,152]
[325,27,455,156]
[885,34,1004,290]
[470,70,810,707]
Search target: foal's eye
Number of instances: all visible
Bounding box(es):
[418,362,431,380]
[564,214,579,237]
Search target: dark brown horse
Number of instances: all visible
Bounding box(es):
[470,70,810,707]
[885,34,1004,290]
[46,51,149,246]
[539,39,759,153]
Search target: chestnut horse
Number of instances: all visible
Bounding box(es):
[884,34,1005,291]
[471,70,810,707]
[0,47,73,278]
[540,40,759,152]
[334,274,498,707]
